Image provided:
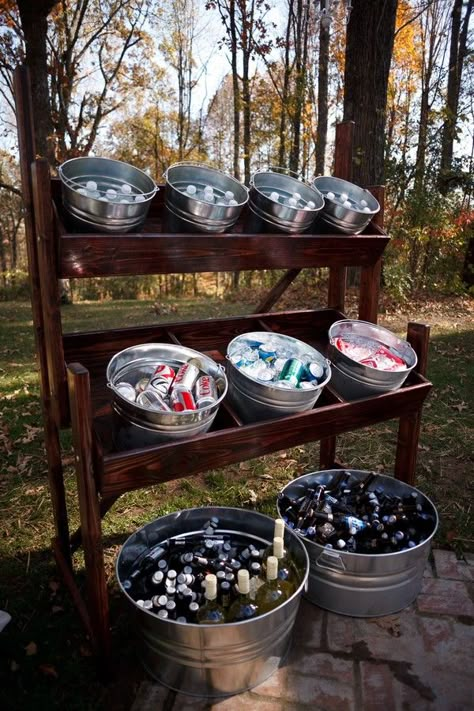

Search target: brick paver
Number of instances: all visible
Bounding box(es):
[131,549,474,711]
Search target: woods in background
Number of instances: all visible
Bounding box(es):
[0,0,473,297]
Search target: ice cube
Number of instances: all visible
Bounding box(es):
[98,196,108,202]
[326,191,335,200]
[363,206,371,212]
[307,200,316,209]
[87,190,100,199]
[186,184,196,195]
[120,183,132,194]
[228,199,238,206]
[360,199,368,207]
[293,192,302,201]
[269,191,280,202]
[106,188,117,200]
[287,197,298,207]
[120,199,129,204]
[204,185,214,195]
[224,190,235,201]
[86,180,97,191]
[77,187,87,196]
[340,192,348,202]
[135,194,145,202]
[343,200,352,208]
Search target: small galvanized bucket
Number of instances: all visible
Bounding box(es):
[328,319,417,391]
[226,331,331,423]
[249,167,324,233]
[59,156,158,233]
[116,507,309,697]
[163,162,248,233]
[312,176,379,234]
[277,469,438,617]
[106,343,227,447]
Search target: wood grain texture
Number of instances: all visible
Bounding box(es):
[100,376,432,498]
[59,232,389,278]
[67,363,111,657]
[14,67,71,567]
[32,160,69,426]
[406,322,431,377]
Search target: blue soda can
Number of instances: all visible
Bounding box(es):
[305,361,325,382]
[258,343,277,363]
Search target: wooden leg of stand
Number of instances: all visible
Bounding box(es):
[68,363,110,659]
[394,322,431,486]
[394,410,422,486]
[320,437,337,469]
[52,537,94,641]
[69,496,120,553]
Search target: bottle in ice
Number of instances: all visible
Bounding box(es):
[196,574,227,624]
[266,536,297,588]
[227,569,259,622]
[255,556,293,613]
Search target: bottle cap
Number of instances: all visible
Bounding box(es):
[274,518,285,539]
[267,556,278,581]
[205,573,217,600]
[273,537,284,559]
[237,569,250,595]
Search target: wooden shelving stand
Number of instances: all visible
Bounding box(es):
[14,65,431,658]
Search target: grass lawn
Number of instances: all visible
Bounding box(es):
[0,294,472,710]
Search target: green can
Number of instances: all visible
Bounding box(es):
[277,358,305,387]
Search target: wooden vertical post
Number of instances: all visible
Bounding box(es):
[394,322,431,485]
[67,363,111,658]
[358,185,385,324]
[14,67,71,568]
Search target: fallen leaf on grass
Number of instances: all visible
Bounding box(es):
[451,402,468,413]
[38,664,58,679]
[258,474,273,480]
[245,489,258,505]
[19,425,42,445]
[25,641,37,656]
[369,615,401,637]
[239,462,251,471]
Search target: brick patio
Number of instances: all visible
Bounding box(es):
[132,550,474,710]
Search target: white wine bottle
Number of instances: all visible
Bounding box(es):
[227,569,259,622]
[255,556,293,613]
[196,574,226,624]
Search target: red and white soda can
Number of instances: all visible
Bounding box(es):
[172,362,200,392]
[170,388,197,412]
[195,375,218,408]
[149,363,176,396]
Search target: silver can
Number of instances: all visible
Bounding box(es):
[195,375,218,408]
[136,389,171,412]
[172,362,200,391]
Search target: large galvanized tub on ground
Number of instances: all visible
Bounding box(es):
[107,343,227,448]
[116,507,309,697]
[277,470,438,617]
[226,331,331,423]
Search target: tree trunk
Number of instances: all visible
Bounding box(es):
[343,0,398,185]
[278,0,293,167]
[17,0,58,164]
[229,1,241,180]
[438,0,473,194]
[315,2,330,175]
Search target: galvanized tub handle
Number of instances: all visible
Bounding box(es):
[316,549,346,572]
[163,161,242,185]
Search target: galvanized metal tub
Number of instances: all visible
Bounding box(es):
[59,156,158,233]
[164,162,248,233]
[249,168,324,233]
[312,176,379,234]
[116,506,309,697]
[330,361,400,401]
[226,331,331,423]
[106,343,227,447]
[277,470,438,617]
[328,319,417,389]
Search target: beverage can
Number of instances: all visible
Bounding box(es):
[170,388,197,412]
[277,358,305,387]
[137,389,171,411]
[172,362,200,391]
[149,363,176,396]
[195,375,218,408]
